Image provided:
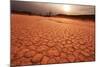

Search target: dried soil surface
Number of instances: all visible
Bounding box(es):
[11,14,95,66]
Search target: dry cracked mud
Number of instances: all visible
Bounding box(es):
[11,14,95,66]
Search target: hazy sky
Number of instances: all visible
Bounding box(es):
[11,1,95,15]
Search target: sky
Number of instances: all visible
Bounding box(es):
[11,1,95,15]
[11,0,95,5]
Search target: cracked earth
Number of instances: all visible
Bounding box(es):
[11,14,95,66]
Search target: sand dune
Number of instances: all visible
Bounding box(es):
[11,14,95,66]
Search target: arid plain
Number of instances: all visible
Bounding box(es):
[11,14,95,66]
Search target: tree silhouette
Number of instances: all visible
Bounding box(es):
[47,11,52,17]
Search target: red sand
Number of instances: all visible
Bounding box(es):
[11,14,95,66]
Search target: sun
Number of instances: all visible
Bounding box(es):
[63,5,71,12]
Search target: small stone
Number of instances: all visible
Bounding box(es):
[47,41,55,47]
[19,58,32,65]
[66,40,72,44]
[62,48,68,53]
[48,58,56,64]
[24,51,35,58]
[41,56,49,64]
[60,53,67,58]
[78,54,85,61]
[55,57,61,63]
[79,40,85,45]
[62,41,66,45]
[47,47,60,57]
[67,54,75,62]
[80,45,86,50]
[36,45,49,52]
[80,51,90,57]
[32,53,43,63]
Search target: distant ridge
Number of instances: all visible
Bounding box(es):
[54,14,95,21]
[11,10,33,15]
[11,10,95,21]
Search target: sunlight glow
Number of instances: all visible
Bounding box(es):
[63,5,71,12]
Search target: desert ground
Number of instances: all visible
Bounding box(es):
[11,14,95,66]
